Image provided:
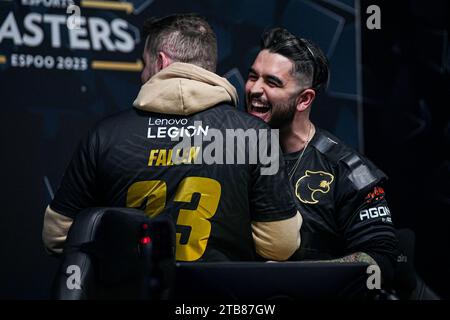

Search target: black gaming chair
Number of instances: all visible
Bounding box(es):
[52,207,175,300]
[394,228,441,300]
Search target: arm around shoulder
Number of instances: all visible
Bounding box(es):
[42,205,74,255]
[251,211,302,261]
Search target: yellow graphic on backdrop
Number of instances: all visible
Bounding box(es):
[81,0,134,14]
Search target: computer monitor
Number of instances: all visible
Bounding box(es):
[173,261,373,300]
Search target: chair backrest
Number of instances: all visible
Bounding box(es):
[52,207,175,300]
[394,228,441,300]
[394,228,417,294]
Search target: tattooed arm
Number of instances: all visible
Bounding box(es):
[328,252,378,265]
[302,252,378,265]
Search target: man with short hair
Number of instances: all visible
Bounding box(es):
[43,15,302,262]
[245,27,398,283]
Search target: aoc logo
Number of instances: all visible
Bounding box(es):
[295,170,334,204]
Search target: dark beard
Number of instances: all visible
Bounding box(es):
[267,95,297,129]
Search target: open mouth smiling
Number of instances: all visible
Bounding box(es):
[249,99,271,118]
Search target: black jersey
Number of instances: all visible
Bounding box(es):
[286,128,398,281]
[51,104,297,262]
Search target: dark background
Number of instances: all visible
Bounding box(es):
[0,0,448,299]
[362,0,450,298]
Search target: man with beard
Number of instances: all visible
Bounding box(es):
[245,27,399,285]
[42,15,302,262]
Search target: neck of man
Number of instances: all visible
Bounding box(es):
[280,112,316,154]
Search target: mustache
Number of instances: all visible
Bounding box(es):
[247,93,269,104]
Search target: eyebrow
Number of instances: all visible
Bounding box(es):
[248,68,284,86]
[266,75,283,86]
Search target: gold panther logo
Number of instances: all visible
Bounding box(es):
[295,170,335,204]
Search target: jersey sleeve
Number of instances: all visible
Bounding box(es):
[249,130,297,222]
[336,181,399,284]
[50,128,100,218]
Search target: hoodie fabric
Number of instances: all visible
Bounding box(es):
[133,62,238,115]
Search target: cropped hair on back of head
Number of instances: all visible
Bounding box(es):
[261,27,329,93]
[142,13,218,72]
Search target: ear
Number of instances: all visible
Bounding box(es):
[157,51,172,71]
[295,89,316,112]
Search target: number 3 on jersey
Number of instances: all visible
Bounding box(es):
[126,177,221,261]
